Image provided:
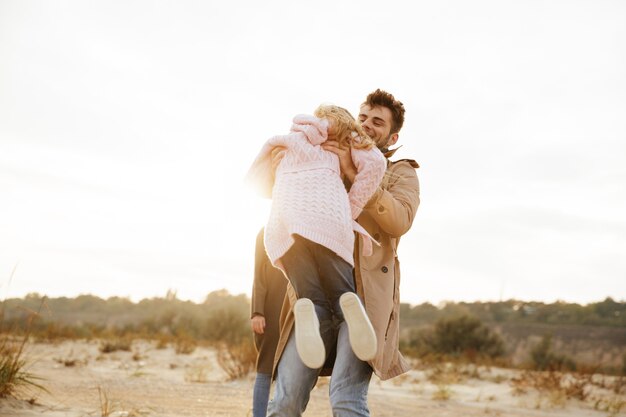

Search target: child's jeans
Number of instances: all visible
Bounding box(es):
[280,234,355,322]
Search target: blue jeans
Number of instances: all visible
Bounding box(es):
[253,372,272,417]
[280,235,355,322]
[267,321,373,417]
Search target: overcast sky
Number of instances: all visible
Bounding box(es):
[1,0,625,305]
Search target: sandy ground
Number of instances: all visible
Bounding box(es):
[1,340,624,417]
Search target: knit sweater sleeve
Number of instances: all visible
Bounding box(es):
[245,134,294,198]
[348,147,387,219]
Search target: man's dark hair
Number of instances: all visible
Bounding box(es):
[363,89,405,134]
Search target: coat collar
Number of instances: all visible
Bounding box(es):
[381,145,420,168]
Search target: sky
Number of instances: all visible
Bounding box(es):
[1,0,625,306]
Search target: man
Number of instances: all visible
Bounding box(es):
[268,89,420,417]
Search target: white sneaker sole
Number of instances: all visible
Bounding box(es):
[293,298,326,369]
[340,292,377,361]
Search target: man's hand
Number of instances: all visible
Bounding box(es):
[322,141,357,183]
[251,315,266,334]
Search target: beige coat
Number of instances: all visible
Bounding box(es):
[273,158,420,381]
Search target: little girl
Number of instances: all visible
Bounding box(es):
[246,105,386,369]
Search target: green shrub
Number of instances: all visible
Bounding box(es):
[202,307,249,345]
[530,334,576,371]
[404,315,505,360]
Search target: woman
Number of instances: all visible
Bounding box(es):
[250,228,287,417]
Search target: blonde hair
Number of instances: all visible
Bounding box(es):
[314,104,376,150]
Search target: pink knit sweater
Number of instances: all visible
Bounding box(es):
[247,115,386,269]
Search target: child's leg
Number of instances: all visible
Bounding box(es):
[280,235,333,322]
[311,244,356,321]
[312,243,378,362]
[280,235,333,368]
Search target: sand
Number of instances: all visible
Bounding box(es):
[1,340,623,417]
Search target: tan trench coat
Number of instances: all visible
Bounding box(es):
[272,158,420,381]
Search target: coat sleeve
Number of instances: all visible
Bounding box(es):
[348,147,387,219]
[250,229,268,318]
[362,161,420,238]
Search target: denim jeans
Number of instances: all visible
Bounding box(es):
[280,235,355,322]
[252,372,272,417]
[267,320,373,417]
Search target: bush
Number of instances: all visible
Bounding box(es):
[404,315,505,360]
[530,334,576,371]
[216,336,257,380]
[202,307,249,345]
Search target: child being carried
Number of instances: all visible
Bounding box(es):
[247,104,386,369]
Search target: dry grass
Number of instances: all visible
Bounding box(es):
[216,338,256,380]
[0,334,47,398]
[53,357,84,367]
[510,370,592,401]
[425,361,473,385]
[593,395,625,416]
[432,383,453,401]
[97,385,117,417]
[184,366,210,383]
[510,368,626,412]
[96,385,149,416]
[0,284,48,399]
[174,336,196,355]
[155,335,170,350]
[99,338,133,353]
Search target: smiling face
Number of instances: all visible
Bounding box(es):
[358,104,399,150]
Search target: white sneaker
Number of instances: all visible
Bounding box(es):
[340,292,377,361]
[293,298,326,369]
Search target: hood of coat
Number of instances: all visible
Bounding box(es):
[290,114,329,146]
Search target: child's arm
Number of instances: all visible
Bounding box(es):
[245,134,293,198]
[246,114,326,197]
[348,147,387,219]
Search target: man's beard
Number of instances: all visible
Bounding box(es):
[375,134,392,152]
